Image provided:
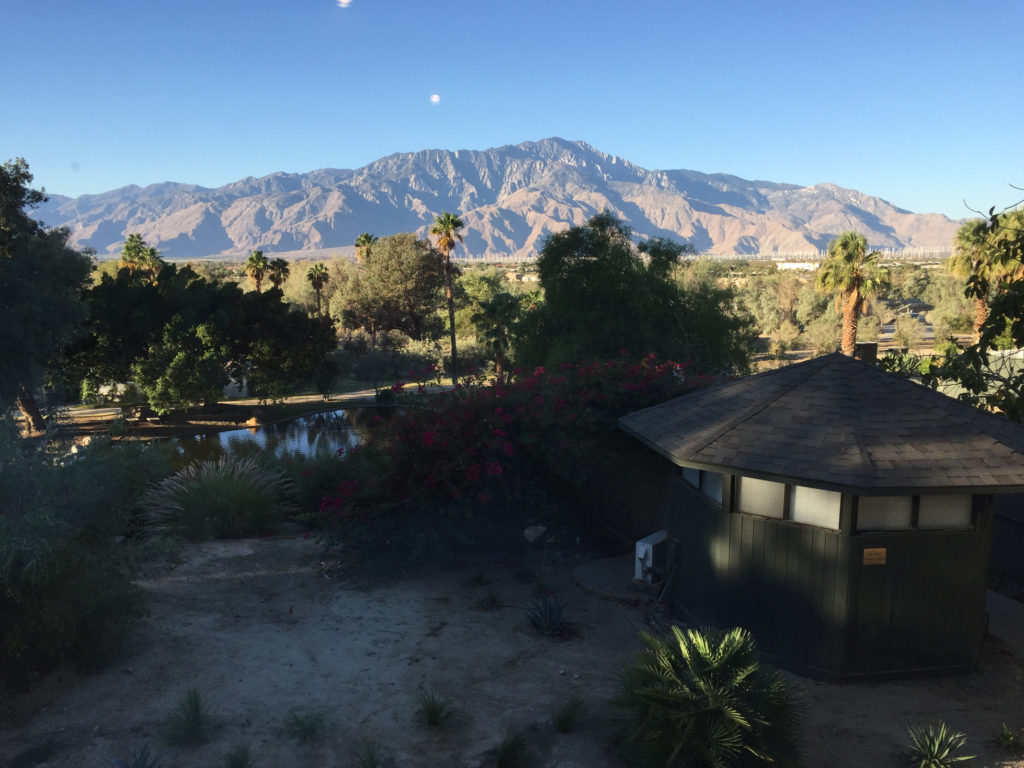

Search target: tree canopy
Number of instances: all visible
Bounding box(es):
[523,211,753,371]
[0,159,93,429]
[815,230,890,356]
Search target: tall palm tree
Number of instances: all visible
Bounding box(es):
[246,249,270,293]
[430,211,464,384]
[354,232,377,265]
[948,218,997,342]
[470,292,522,378]
[267,257,290,290]
[815,231,890,356]
[120,233,163,282]
[307,263,329,317]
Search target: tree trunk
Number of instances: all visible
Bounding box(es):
[974,296,988,343]
[16,387,46,433]
[841,293,859,356]
[444,257,458,385]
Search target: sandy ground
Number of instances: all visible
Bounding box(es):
[2,539,1024,768]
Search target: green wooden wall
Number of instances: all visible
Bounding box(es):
[667,477,992,678]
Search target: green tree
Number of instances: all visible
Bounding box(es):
[949,218,1002,341]
[430,211,465,384]
[339,233,446,341]
[306,263,329,317]
[246,249,270,293]
[119,233,164,282]
[815,231,890,356]
[470,292,522,377]
[525,211,752,371]
[354,232,377,264]
[0,159,93,431]
[267,257,291,290]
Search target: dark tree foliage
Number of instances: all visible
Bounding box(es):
[522,211,753,371]
[0,159,93,429]
[65,247,336,412]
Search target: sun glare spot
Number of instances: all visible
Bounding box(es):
[337,0,352,8]
[429,94,441,105]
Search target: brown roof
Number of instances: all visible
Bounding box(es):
[618,353,1024,494]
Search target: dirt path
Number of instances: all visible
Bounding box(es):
[2,540,1024,767]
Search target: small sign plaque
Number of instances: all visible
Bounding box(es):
[863,547,887,566]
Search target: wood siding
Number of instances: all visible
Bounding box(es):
[667,477,992,678]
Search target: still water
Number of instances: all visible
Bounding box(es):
[168,407,374,466]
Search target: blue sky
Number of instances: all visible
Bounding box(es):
[3,0,1022,219]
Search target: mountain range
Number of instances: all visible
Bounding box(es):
[36,138,962,261]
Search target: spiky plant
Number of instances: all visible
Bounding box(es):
[416,688,458,729]
[907,722,974,767]
[551,694,585,734]
[165,689,210,746]
[221,744,252,768]
[617,626,801,768]
[488,731,528,768]
[527,594,569,636]
[284,709,326,742]
[110,742,162,768]
[141,456,297,540]
[355,741,387,768]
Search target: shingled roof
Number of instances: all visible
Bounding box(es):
[618,353,1024,494]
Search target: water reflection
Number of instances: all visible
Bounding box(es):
[171,408,370,466]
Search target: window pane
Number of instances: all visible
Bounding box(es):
[857,496,912,531]
[682,467,700,488]
[736,476,785,518]
[791,486,841,529]
[701,472,724,504]
[919,495,972,530]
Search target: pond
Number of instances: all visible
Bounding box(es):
[167,407,377,466]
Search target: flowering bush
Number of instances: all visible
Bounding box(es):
[317,355,716,552]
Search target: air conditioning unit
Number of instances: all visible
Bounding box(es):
[635,530,668,584]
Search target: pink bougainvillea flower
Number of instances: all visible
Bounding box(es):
[486,461,503,477]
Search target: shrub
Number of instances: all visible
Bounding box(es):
[110,742,162,768]
[355,742,388,768]
[995,722,1020,752]
[284,709,326,742]
[221,745,252,768]
[907,722,974,767]
[0,423,171,689]
[488,731,528,768]
[527,594,570,636]
[416,688,458,729]
[141,455,297,540]
[617,626,801,768]
[551,694,585,733]
[165,689,210,745]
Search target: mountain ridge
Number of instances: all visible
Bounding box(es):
[36,138,960,260]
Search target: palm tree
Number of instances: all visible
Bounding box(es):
[120,233,163,282]
[815,231,890,356]
[307,263,329,317]
[246,249,270,293]
[267,257,290,290]
[430,211,464,384]
[948,218,997,342]
[618,625,801,768]
[354,232,377,265]
[470,293,521,378]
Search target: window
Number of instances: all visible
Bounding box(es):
[682,467,724,504]
[736,476,785,518]
[791,485,841,530]
[857,496,912,531]
[919,495,972,530]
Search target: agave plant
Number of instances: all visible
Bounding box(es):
[141,456,297,540]
[527,594,569,636]
[617,625,801,768]
[907,722,974,767]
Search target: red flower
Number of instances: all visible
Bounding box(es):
[486,462,503,477]
[465,464,481,482]
[302,468,314,477]
[422,430,437,447]
[391,381,405,394]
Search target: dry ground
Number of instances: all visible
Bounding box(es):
[2,539,1024,768]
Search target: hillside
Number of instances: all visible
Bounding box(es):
[36,138,961,260]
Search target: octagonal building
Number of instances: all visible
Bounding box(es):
[619,353,1024,678]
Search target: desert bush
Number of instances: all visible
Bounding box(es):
[907,722,974,767]
[284,709,326,742]
[221,744,252,768]
[551,694,585,733]
[617,625,801,768]
[527,594,570,636]
[416,688,458,729]
[995,722,1020,752]
[488,731,528,768]
[165,688,210,745]
[0,421,172,689]
[140,455,297,540]
[110,742,162,768]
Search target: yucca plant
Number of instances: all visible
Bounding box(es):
[110,742,162,768]
[617,625,801,768]
[907,722,974,767]
[221,744,252,768]
[165,689,210,745]
[527,594,569,636]
[140,456,297,540]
